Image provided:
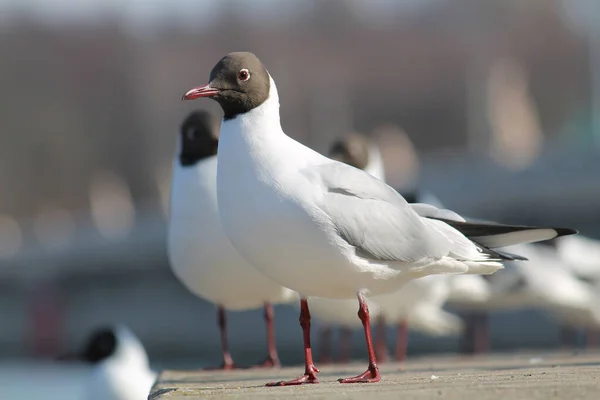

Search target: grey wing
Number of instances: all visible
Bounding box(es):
[302,163,453,262]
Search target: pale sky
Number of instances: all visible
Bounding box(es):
[0,0,439,27]
[1,0,596,35]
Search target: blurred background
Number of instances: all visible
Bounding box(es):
[1,0,600,398]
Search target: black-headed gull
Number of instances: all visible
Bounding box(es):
[168,110,296,369]
[61,325,156,400]
[182,51,577,385]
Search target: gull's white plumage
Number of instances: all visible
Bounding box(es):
[216,77,503,299]
[363,142,386,182]
[554,235,600,281]
[84,326,156,400]
[168,153,295,309]
[453,242,600,330]
[446,274,491,304]
[308,297,381,327]
[309,142,467,336]
[509,243,600,329]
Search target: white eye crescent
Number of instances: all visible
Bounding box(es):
[238,69,250,82]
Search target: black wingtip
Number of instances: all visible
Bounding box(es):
[554,228,578,237]
[494,248,529,261]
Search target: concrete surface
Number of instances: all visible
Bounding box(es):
[150,350,600,399]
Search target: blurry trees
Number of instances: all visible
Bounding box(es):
[0,0,591,222]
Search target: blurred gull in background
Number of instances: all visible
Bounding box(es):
[374,275,464,362]
[553,235,600,281]
[60,325,156,400]
[168,110,296,369]
[308,296,381,364]
[453,240,600,353]
[508,243,600,343]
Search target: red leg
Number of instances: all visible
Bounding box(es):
[204,305,237,370]
[252,303,281,368]
[395,320,408,362]
[318,325,333,364]
[266,298,319,386]
[375,315,390,362]
[459,312,475,354]
[337,326,352,363]
[338,293,381,383]
[560,325,577,349]
[586,329,599,349]
[473,313,490,353]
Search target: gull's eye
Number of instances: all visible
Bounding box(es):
[238,69,250,82]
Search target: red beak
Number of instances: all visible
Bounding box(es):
[182,84,220,100]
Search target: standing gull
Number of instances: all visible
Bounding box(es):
[168,110,296,369]
[182,52,577,385]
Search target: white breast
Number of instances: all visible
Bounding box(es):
[216,123,354,297]
[168,156,295,310]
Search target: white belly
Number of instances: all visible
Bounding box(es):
[168,159,295,310]
[217,163,411,298]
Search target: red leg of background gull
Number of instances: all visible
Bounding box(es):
[586,329,599,349]
[375,315,390,362]
[30,281,63,358]
[252,303,281,368]
[395,320,408,362]
[204,305,236,370]
[338,293,381,383]
[266,298,319,386]
[560,325,578,349]
[473,312,490,354]
[338,326,352,363]
[459,312,475,354]
[318,325,333,364]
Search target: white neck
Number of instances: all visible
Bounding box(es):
[364,144,386,182]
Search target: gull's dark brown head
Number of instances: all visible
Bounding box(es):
[328,132,371,170]
[182,52,271,121]
[179,110,220,167]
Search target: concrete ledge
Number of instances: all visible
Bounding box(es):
[150,351,600,399]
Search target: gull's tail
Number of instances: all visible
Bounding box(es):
[433,218,577,255]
